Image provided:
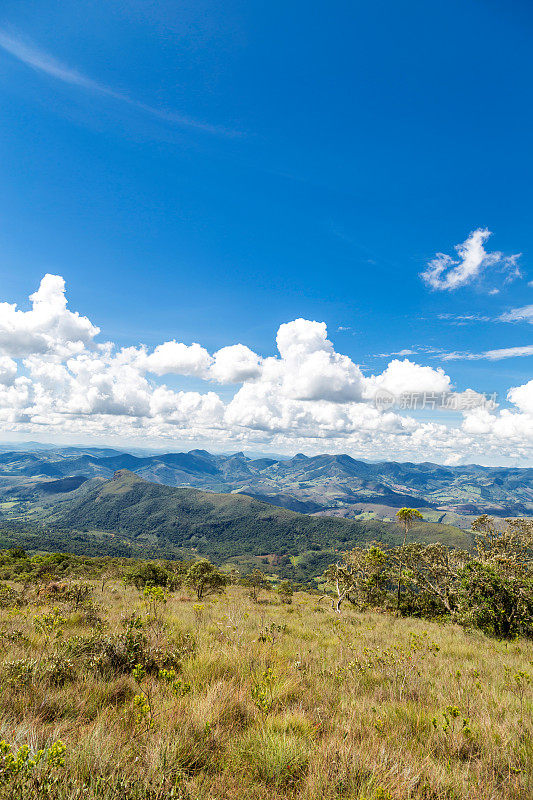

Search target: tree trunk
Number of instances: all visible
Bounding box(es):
[396,524,408,612]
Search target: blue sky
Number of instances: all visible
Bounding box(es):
[0,0,532,463]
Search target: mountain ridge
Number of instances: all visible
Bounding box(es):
[0,447,531,527]
[15,468,469,580]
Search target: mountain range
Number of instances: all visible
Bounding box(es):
[0,468,471,581]
[0,446,531,528]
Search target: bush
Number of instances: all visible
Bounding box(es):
[40,655,76,687]
[123,562,178,590]
[277,581,293,604]
[458,561,533,638]
[0,583,24,608]
[185,560,227,600]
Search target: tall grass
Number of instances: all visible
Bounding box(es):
[0,582,530,799]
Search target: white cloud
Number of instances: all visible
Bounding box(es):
[364,358,452,398]
[507,379,533,415]
[0,274,99,358]
[420,228,521,291]
[1,274,533,463]
[0,29,236,137]
[144,341,213,378]
[275,319,366,402]
[210,344,262,383]
[499,305,533,324]
[0,357,17,386]
[437,313,492,323]
[442,345,533,361]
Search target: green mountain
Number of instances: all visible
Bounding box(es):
[0,447,531,523]
[11,469,468,580]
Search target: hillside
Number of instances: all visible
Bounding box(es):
[10,470,468,580]
[0,447,530,525]
[0,573,530,800]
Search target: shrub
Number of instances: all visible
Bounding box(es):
[123,562,178,590]
[241,569,270,601]
[0,583,24,609]
[40,655,76,687]
[277,581,293,604]
[2,659,36,689]
[185,560,227,600]
[458,561,533,638]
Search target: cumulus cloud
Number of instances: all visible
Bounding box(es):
[420,229,521,291]
[144,341,213,377]
[364,358,452,398]
[210,344,262,383]
[0,357,17,386]
[275,319,366,402]
[1,274,533,463]
[507,380,533,415]
[0,274,99,358]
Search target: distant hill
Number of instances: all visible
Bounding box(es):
[0,446,530,524]
[12,469,468,580]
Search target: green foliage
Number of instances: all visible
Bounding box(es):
[158,668,192,697]
[123,561,182,590]
[185,559,227,600]
[40,654,76,687]
[323,516,533,638]
[142,584,168,621]
[2,658,36,689]
[132,692,154,731]
[276,580,293,604]
[33,606,66,646]
[0,738,66,782]
[0,581,24,608]
[396,507,424,532]
[241,568,270,600]
[457,561,533,638]
[251,667,277,714]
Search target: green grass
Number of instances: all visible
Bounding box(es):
[0,580,530,799]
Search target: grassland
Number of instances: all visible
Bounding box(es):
[0,579,531,799]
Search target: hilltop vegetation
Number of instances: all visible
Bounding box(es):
[0,511,530,798]
[0,471,471,582]
[0,556,530,799]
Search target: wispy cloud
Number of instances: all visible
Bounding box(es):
[442,345,533,361]
[420,228,521,291]
[0,29,239,137]
[499,305,533,324]
[437,313,492,324]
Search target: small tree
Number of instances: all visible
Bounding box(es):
[242,568,270,601]
[124,562,177,591]
[395,508,423,612]
[472,515,533,578]
[185,559,227,600]
[323,545,390,613]
[458,561,533,638]
[388,542,467,614]
[277,580,293,604]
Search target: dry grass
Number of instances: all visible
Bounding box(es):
[0,583,531,799]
